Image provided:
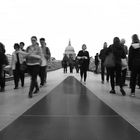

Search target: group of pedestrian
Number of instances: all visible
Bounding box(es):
[17,36,51,98]
[62,54,80,74]
[98,34,140,97]
[0,36,51,98]
[62,44,90,84]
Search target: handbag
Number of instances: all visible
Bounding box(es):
[104,53,115,68]
[20,61,27,72]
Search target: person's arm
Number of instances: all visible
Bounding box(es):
[18,50,30,58]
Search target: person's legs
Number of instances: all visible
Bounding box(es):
[101,62,105,83]
[28,65,40,98]
[108,67,115,93]
[44,66,47,83]
[80,67,84,82]
[130,70,137,95]
[116,66,126,96]
[106,67,110,82]
[20,71,25,87]
[83,70,87,82]
[39,66,46,86]
[121,68,127,86]
[13,69,20,89]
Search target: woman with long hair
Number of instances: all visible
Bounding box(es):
[107,37,126,96]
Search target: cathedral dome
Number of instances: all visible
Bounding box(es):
[64,40,76,59]
[65,40,75,52]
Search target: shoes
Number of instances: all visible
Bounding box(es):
[28,92,33,98]
[130,93,135,97]
[83,82,86,85]
[34,88,39,94]
[110,90,116,94]
[101,81,104,84]
[120,88,126,96]
[14,87,18,89]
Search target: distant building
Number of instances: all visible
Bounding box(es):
[64,40,76,59]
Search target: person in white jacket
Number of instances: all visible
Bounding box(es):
[11,43,25,89]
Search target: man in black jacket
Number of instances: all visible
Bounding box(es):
[128,34,140,97]
[99,42,109,83]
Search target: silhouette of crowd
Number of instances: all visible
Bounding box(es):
[1,34,140,98]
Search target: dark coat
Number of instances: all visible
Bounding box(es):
[128,43,140,71]
[106,44,125,66]
[77,50,90,70]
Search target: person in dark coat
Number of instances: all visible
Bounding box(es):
[99,42,109,84]
[62,54,69,73]
[0,42,7,92]
[128,34,140,97]
[68,55,74,73]
[77,44,90,84]
[107,37,126,96]
[94,53,99,73]
[75,56,80,73]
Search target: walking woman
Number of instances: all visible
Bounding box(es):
[107,37,126,96]
[77,44,90,84]
[19,36,42,98]
[128,34,140,97]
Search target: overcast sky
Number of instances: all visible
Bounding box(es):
[1,0,140,59]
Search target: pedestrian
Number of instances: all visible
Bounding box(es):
[44,42,51,83]
[39,38,48,86]
[19,36,42,98]
[77,44,90,84]
[0,42,7,92]
[62,54,69,73]
[69,55,74,73]
[75,56,80,73]
[94,53,99,73]
[11,43,24,89]
[19,42,26,86]
[106,37,126,96]
[128,34,140,97]
[120,39,128,86]
[99,42,109,84]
